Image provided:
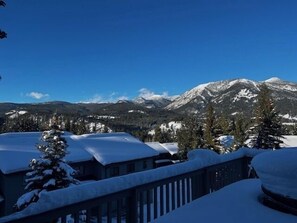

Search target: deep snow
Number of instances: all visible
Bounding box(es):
[154,179,297,223]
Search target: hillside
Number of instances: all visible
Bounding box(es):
[1,77,297,134]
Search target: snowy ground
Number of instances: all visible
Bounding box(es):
[153,179,297,223]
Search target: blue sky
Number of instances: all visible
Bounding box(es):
[1,0,297,103]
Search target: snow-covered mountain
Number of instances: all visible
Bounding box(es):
[133,96,173,109]
[166,77,297,118]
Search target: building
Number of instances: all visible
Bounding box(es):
[146,142,179,167]
[71,132,159,179]
[0,132,159,217]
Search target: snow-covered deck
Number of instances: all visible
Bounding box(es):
[154,179,297,223]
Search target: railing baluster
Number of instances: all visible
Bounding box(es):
[186,177,191,203]
[97,205,102,223]
[177,179,181,208]
[154,187,158,219]
[139,191,144,223]
[126,190,138,223]
[85,209,91,223]
[182,178,186,205]
[72,212,80,223]
[166,183,170,213]
[147,190,151,222]
[60,215,67,223]
[171,181,176,210]
[117,199,122,223]
[160,185,164,216]
[107,202,112,223]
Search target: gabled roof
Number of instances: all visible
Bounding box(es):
[0,132,159,174]
[145,142,169,154]
[145,142,179,155]
[71,132,159,166]
[0,132,93,174]
[160,142,179,155]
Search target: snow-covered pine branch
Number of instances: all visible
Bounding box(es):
[15,125,79,211]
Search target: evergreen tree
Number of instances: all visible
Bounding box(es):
[293,123,297,135]
[177,116,204,160]
[233,114,249,149]
[250,84,283,149]
[15,125,78,211]
[153,126,172,143]
[0,1,7,39]
[217,114,230,135]
[203,103,221,153]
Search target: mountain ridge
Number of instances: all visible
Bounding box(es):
[1,77,297,126]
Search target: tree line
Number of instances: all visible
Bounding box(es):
[175,84,287,160]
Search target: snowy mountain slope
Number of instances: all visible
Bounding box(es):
[165,77,297,118]
[133,96,172,109]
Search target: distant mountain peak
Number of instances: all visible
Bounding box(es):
[133,95,172,109]
[166,77,297,115]
[264,77,283,83]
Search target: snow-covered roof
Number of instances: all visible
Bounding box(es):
[0,132,93,174]
[71,132,159,166]
[154,179,297,223]
[146,142,179,155]
[161,142,179,155]
[145,142,169,154]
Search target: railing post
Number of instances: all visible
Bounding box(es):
[241,157,250,179]
[191,173,201,200]
[203,168,210,195]
[126,189,138,223]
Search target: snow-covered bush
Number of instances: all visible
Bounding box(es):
[15,126,79,211]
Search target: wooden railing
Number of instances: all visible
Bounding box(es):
[0,156,252,223]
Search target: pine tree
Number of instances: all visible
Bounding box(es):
[250,84,283,149]
[153,126,172,143]
[217,114,230,135]
[203,103,222,153]
[233,114,248,149]
[177,116,204,160]
[15,125,78,211]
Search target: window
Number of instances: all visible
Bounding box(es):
[110,166,119,177]
[127,163,135,173]
[75,165,85,177]
[143,160,147,169]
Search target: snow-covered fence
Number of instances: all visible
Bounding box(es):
[0,149,259,223]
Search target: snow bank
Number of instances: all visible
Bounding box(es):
[280,135,297,148]
[217,135,234,149]
[252,149,297,199]
[188,149,221,166]
[154,179,297,223]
